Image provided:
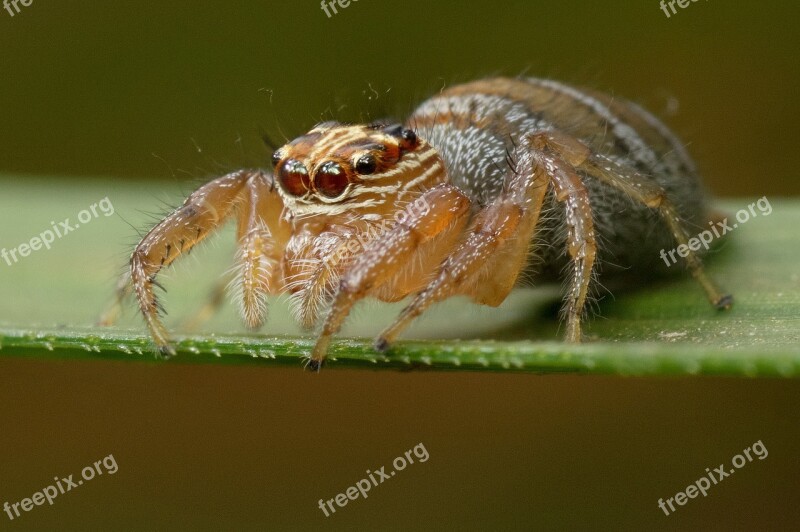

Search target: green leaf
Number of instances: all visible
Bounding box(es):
[1,177,797,376]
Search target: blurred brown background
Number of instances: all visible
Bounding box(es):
[1,1,798,530]
[1,1,797,196]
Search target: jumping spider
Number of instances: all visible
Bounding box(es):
[101,77,732,369]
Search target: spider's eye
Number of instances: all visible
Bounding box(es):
[355,154,377,175]
[315,161,349,198]
[270,151,282,168]
[399,128,418,151]
[277,159,310,196]
[383,124,419,152]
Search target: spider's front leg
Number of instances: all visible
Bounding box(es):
[129,170,268,356]
[307,185,471,369]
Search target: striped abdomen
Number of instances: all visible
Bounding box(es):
[406,77,710,278]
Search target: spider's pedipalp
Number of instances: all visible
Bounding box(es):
[286,230,350,330]
[232,173,286,329]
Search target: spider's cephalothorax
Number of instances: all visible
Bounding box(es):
[101,77,732,370]
[270,122,445,217]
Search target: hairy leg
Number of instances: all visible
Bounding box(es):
[308,185,471,369]
[129,170,261,355]
[378,132,599,346]
[180,174,285,332]
[287,224,366,330]
[232,173,283,329]
[293,202,457,328]
[528,132,597,342]
[461,163,549,307]
[579,148,732,309]
[375,202,534,347]
[97,271,133,326]
[178,273,231,332]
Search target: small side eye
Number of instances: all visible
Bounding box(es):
[271,151,282,168]
[355,154,377,175]
[382,124,418,152]
[400,128,418,151]
[277,159,310,196]
[315,161,350,198]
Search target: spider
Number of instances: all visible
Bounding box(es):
[101,77,732,370]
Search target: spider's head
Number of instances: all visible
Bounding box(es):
[271,122,445,216]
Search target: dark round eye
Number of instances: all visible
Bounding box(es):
[399,128,418,151]
[355,154,377,175]
[270,150,282,168]
[277,159,310,196]
[315,161,349,198]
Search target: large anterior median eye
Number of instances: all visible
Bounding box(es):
[278,159,310,196]
[314,161,350,199]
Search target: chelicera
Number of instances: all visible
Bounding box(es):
[101,77,732,370]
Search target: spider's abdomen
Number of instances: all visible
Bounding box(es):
[406,77,711,278]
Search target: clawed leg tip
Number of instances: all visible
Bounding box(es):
[715,294,734,311]
[305,358,324,372]
[157,345,176,359]
[374,337,390,353]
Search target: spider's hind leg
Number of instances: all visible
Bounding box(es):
[579,149,733,309]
